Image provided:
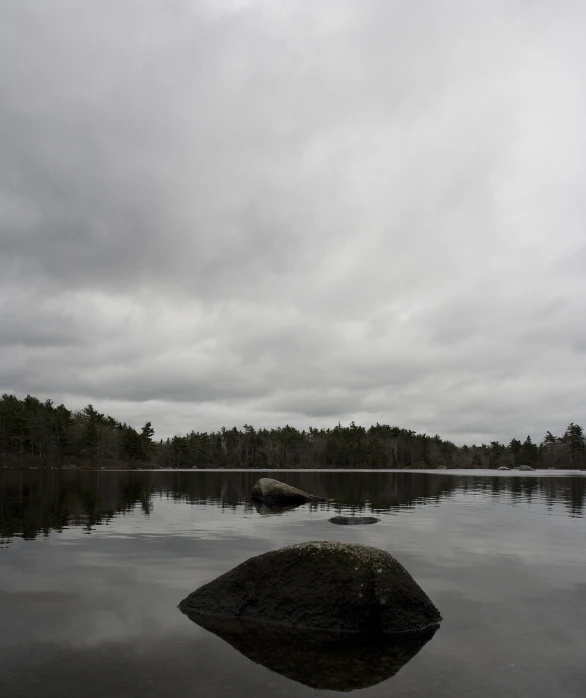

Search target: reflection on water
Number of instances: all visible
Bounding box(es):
[252,500,302,516]
[1,469,584,543]
[182,611,438,691]
[1,470,585,697]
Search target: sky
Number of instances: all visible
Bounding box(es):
[0,0,585,445]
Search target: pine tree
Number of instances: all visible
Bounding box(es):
[563,423,585,468]
[521,436,538,466]
[507,438,522,466]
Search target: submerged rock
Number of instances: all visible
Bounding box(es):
[251,477,323,505]
[518,464,535,471]
[183,612,438,691]
[329,516,379,525]
[179,541,441,636]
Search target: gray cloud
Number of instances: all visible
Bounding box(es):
[1,0,585,444]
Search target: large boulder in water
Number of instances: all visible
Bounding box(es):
[251,477,322,505]
[519,464,535,471]
[178,541,441,636]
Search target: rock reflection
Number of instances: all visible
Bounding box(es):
[252,500,303,516]
[181,611,438,691]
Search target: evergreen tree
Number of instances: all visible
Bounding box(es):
[141,422,155,442]
[520,435,538,466]
[507,438,522,467]
[563,423,585,468]
[542,431,558,448]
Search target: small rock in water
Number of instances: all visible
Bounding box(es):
[518,464,535,471]
[497,466,510,471]
[251,477,323,505]
[329,516,380,525]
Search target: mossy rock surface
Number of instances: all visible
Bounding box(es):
[179,541,441,636]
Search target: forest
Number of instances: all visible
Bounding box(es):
[0,393,584,470]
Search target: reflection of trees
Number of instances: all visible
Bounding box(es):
[1,471,584,542]
[449,475,586,518]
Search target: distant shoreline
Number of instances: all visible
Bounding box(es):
[1,394,584,470]
[2,465,584,473]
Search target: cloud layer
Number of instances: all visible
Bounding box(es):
[1,0,585,443]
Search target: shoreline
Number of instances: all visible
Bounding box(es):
[2,465,584,474]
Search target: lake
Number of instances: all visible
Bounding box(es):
[1,469,585,697]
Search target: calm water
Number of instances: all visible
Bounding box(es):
[1,469,585,697]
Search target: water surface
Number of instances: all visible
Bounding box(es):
[1,470,585,696]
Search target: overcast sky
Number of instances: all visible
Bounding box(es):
[1,0,585,445]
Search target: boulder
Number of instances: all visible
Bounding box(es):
[436,465,448,470]
[329,516,380,525]
[518,464,535,471]
[497,466,510,471]
[251,477,323,505]
[179,541,441,636]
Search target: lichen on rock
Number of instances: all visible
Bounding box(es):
[179,540,441,637]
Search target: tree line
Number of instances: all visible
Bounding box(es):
[0,393,584,470]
